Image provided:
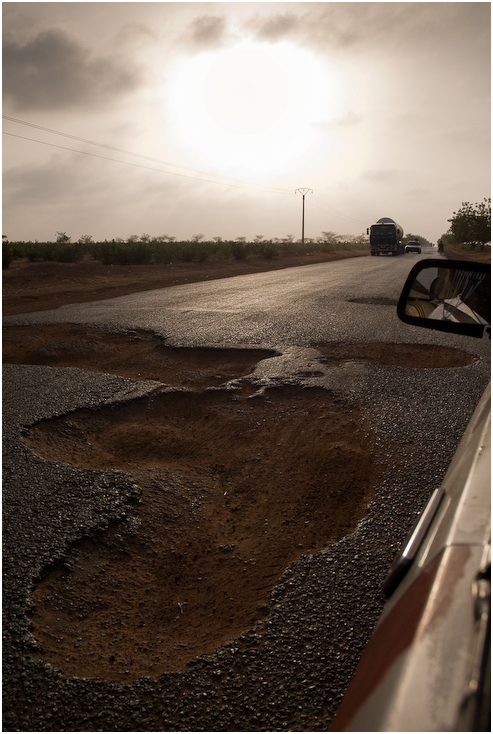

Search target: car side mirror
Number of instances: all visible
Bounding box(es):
[397,259,490,338]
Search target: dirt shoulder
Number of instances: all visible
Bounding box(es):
[443,244,491,263]
[3,251,369,317]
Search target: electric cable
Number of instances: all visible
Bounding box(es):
[2,115,293,196]
[309,194,367,224]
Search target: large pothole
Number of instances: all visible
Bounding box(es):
[25,385,383,683]
[2,324,277,388]
[11,325,477,683]
[3,325,478,385]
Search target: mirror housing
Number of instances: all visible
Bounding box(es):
[397,259,490,338]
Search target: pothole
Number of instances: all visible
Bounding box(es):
[9,325,476,682]
[317,342,477,369]
[24,385,384,682]
[3,327,477,386]
[2,325,277,387]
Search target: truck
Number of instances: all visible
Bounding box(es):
[368,217,404,256]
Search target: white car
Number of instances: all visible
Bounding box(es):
[405,241,422,254]
[331,260,490,732]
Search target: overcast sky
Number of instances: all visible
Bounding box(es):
[3,2,491,244]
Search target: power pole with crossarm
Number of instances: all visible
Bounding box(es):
[295,188,313,246]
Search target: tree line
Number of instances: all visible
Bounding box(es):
[2,232,369,269]
[4,199,489,269]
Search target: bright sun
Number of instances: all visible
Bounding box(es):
[168,41,346,175]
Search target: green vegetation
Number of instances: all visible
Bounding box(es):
[446,198,491,248]
[2,233,370,268]
[2,238,14,270]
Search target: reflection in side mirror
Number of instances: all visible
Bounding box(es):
[397,259,491,338]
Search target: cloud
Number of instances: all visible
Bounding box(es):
[182,15,227,49]
[247,3,489,59]
[3,28,139,111]
[252,12,298,41]
[244,5,362,50]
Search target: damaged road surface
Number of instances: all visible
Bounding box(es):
[3,256,490,731]
[25,385,381,683]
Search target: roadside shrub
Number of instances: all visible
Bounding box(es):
[127,242,153,264]
[98,241,153,265]
[2,241,13,269]
[39,244,57,261]
[21,242,53,261]
[54,243,85,262]
[178,242,210,263]
[318,241,337,253]
[97,242,119,265]
[11,241,29,259]
[281,240,305,256]
[195,244,210,263]
[232,242,250,260]
[252,241,279,259]
[153,240,176,264]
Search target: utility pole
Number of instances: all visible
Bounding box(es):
[295,188,313,246]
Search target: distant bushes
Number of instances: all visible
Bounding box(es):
[94,241,154,265]
[3,241,14,269]
[3,236,370,268]
[251,241,279,259]
[4,241,86,267]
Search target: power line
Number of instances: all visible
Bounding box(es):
[2,115,292,196]
[3,115,204,174]
[309,194,367,225]
[3,131,270,191]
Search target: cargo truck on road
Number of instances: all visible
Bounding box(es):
[368,217,404,256]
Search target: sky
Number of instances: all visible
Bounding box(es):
[2,2,491,244]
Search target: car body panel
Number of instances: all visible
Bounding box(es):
[331,383,490,731]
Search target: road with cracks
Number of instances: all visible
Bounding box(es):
[3,252,490,731]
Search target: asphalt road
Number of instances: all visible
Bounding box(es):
[3,251,491,731]
[2,250,460,347]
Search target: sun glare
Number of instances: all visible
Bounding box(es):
[167,41,347,175]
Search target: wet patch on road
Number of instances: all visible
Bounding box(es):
[2,324,277,388]
[24,385,383,683]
